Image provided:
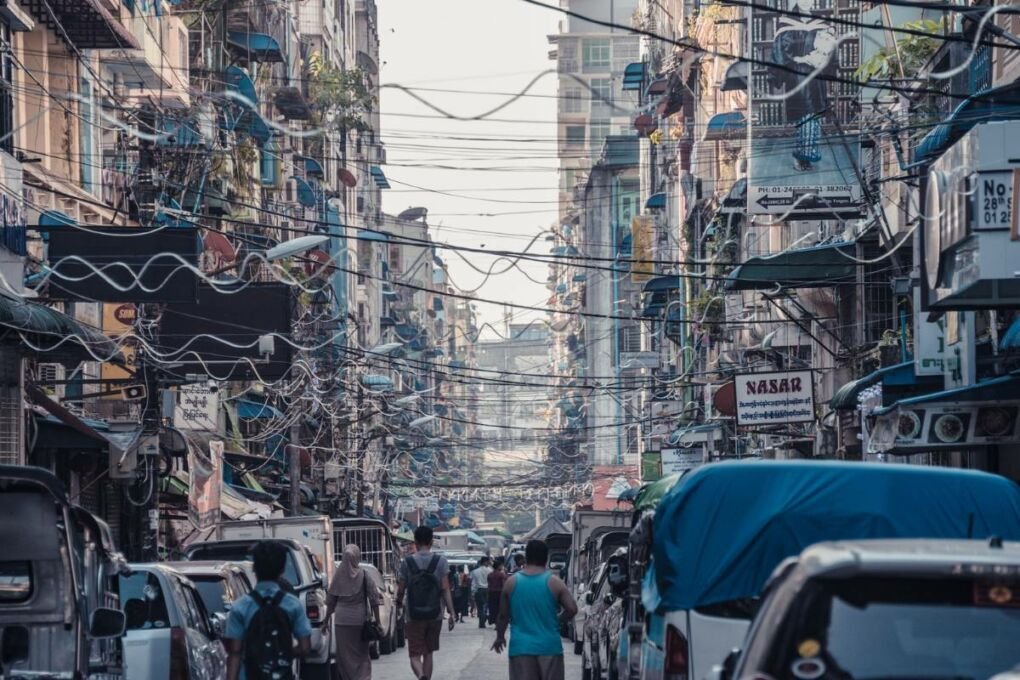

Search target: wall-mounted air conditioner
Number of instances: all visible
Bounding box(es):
[923,121,1020,310]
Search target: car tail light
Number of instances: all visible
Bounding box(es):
[664,624,688,680]
[305,593,321,623]
[169,627,190,680]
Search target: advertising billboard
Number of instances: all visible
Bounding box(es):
[735,370,815,425]
[748,1,863,217]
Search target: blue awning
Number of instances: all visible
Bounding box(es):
[361,374,394,391]
[641,276,681,317]
[725,241,858,291]
[645,192,666,210]
[227,31,284,63]
[913,81,1020,167]
[704,111,746,141]
[721,61,748,92]
[292,176,318,208]
[224,66,257,106]
[357,229,389,242]
[38,210,76,228]
[830,361,937,410]
[643,275,681,293]
[370,165,390,189]
[622,62,645,91]
[873,373,1020,417]
[302,156,324,177]
[236,399,283,420]
[572,273,587,282]
[1002,317,1020,350]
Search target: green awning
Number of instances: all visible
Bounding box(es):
[634,473,684,511]
[725,242,858,291]
[0,294,120,363]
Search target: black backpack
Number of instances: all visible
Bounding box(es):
[243,590,294,680]
[405,554,442,621]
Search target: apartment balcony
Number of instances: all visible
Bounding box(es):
[22,0,138,49]
[102,7,190,107]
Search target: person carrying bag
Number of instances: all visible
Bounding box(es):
[326,544,382,680]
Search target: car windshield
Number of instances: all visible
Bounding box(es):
[191,576,230,614]
[767,575,1020,680]
[188,545,301,586]
[119,572,170,631]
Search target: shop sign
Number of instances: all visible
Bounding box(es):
[641,451,661,482]
[661,447,704,475]
[735,370,815,425]
[174,384,219,431]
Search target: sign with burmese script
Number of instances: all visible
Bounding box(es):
[735,370,815,426]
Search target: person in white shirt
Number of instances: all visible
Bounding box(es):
[469,557,493,627]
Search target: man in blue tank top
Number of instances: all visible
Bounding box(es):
[491,539,578,680]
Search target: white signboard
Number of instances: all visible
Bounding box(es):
[174,384,219,431]
[734,370,815,426]
[975,172,1012,230]
[661,447,704,475]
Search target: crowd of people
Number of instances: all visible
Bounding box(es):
[222,528,575,680]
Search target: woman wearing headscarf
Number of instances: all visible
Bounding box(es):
[326,544,382,680]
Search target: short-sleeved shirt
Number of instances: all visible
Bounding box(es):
[225,580,313,680]
[398,550,449,621]
[470,565,492,591]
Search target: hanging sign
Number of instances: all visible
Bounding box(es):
[174,384,219,431]
[189,439,222,529]
[735,370,815,425]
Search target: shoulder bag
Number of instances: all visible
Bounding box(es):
[360,574,380,642]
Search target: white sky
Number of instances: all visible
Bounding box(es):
[379,0,561,338]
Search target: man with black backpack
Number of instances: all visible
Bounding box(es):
[225,541,313,680]
[395,526,456,680]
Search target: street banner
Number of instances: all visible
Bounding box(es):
[735,370,815,425]
[189,439,222,529]
[748,0,863,217]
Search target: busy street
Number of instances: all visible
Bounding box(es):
[1,0,1020,677]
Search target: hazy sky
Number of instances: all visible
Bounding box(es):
[379,0,561,338]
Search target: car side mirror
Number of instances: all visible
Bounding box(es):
[714,648,740,680]
[209,613,226,639]
[89,607,126,639]
[585,592,595,605]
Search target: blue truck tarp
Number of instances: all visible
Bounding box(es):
[644,460,1020,612]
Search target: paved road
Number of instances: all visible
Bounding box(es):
[373,619,582,680]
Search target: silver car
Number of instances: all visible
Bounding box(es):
[120,564,227,680]
[362,562,398,657]
[166,561,253,634]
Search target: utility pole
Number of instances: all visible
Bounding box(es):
[289,419,301,514]
[355,384,365,516]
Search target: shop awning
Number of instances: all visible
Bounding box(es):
[357,229,389,242]
[719,178,747,213]
[645,192,666,210]
[830,361,935,410]
[873,373,1020,417]
[227,31,285,63]
[292,176,318,208]
[0,293,120,363]
[301,156,324,178]
[236,399,283,420]
[622,62,645,91]
[370,165,390,189]
[225,66,257,106]
[721,61,748,91]
[361,374,394,391]
[913,81,1020,167]
[704,111,746,141]
[27,384,141,457]
[643,275,680,294]
[21,0,139,50]
[725,242,858,291]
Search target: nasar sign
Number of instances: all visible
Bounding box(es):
[735,370,815,425]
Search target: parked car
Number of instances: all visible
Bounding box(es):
[725,538,1020,680]
[361,562,397,657]
[185,537,332,675]
[120,564,226,680]
[584,548,629,680]
[0,465,127,678]
[166,561,252,633]
[638,461,1020,680]
[579,560,609,678]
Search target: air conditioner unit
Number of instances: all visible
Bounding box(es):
[924,121,1020,310]
[38,363,65,399]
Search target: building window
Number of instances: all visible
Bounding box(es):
[78,78,98,194]
[565,125,585,147]
[589,120,610,153]
[0,22,13,155]
[589,78,612,108]
[582,38,611,72]
[618,325,642,353]
[561,168,576,192]
[561,87,584,114]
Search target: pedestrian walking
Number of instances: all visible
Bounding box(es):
[458,568,472,622]
[511,552,525,574]
[449,565,465,622]
[224,540,313,680]
[395,526,456,680]
[486,558,508,628]
[325,544,382,680]
[470,556,493,627]
[491,539,578,680]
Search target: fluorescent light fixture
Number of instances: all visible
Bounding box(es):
[266,235,330,261]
